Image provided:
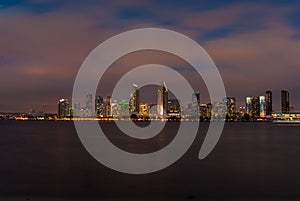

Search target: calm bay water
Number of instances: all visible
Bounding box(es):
[0,121,300,200]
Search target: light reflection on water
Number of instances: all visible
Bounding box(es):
[0,121,300,200]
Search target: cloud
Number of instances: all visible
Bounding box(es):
[0,1,300,112]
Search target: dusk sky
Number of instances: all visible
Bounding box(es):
[1,0,300,113]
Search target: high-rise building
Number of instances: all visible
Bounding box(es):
[162,82,168,116]
[206,103,212,118]
[95,95,112,118]
[111,100,120,118]
[246,97,252,114]
[86,94,93,117]
[191,91,200,118]
[157,82,168,116]
[251,97,260,119]
[104,96,112,117]
[167,99,181,117]
[281,90,290,114]
[95,96,104,117]
[199,104,208,117]
[226,97,236,120]
[58,99,70,118]
[259,96,266,118]
[73,103,81,117]
[212,101,226,119]
[157,88,163,116]
[129,84,140,115]
[139,103,149,116]
[265,90,272,116]
[119,99,129,118]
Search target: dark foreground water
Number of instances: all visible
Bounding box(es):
[0,121,300,200]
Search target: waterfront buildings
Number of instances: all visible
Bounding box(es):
[281,90,290,114]
[251,97,260,119]
[266,90,272,116]
[129,84,140,115]
[85,94,93,117]
[259,96,266,118]
[58,99,70,118]
[226,97,236,120]
[191,91,200,118]
[167,99,181,118]
[157,82,168,116]
[95,96,112,118]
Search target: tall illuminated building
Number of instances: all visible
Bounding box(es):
[119,99,129,118]
[139,103,149,116]
[95,95,112,117]
[162,82,168,115]
[226,97,236,120]
[157,88,163,116]
[104,96,112,117]
[167,99,181,117]
[111,100,119,118]
[58,99,70,118]
[259,96,266,118]
[251,97,260,119]
[199,104,208,117]
[281,90,289,114]
[191,91,200,118]
[95,95,104,117]
[246,97,252,114]
[73,103,81,117]
[129,84,140,115]
[265,90,273,116]
[157,82,168,116]
[86,94,93,117]
[207,103,212,118]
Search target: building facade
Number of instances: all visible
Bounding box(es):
[58,99,70,118]
[251,97,260,119]
[226,97,236,120]
[191,91,200,118]
[157,82,168,116]
[167,99,181,117]
[95,95,112,118]
[265,90,272,116]
[129,84,140,115]
[281,90,290,114]
[259,96,266,118]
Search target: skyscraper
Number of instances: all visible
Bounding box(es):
[95,95,112,118]
[105,96,112,117]
[129,84,140,115]
[251,97,260,119]
[265,90,272,116]
[226,97,236,120]
[281,90,290,114]
[167,99,181,117]
[157,88,163,116]
[119,99,129,118]
[246,97,252,114]
[162,82,168,116]
[259,96,266,118]
[73,103,81,117]
[199,104,208,118]
[139,103,149,116]
[157,82,168,116]
[191,91,200,118]
[86,94,93,117]
[58,99,70,118]
[95,95,104,117]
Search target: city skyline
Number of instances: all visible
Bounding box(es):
[0,86,299,114]
[1,1,300,112]
[57,87,297,118]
